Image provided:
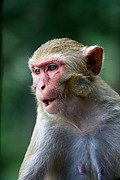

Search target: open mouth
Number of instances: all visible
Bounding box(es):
[43,98,56,107]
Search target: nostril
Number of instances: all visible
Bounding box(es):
[41,85,45,90]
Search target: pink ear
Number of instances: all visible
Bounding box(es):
[85,46,103,75]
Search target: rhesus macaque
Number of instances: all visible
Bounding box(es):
[18,38,120,180]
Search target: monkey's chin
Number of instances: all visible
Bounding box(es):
[42,99,59,114]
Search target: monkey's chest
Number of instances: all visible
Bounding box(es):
[51,128,119,180]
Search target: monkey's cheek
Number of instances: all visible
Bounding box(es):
[36,89,42,101]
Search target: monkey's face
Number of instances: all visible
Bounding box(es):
[29,38,103,115]
[29,58,68,114]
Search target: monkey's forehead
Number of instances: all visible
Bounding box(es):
[31,38,84,61]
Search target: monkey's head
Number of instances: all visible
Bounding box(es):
[29,38,103,115]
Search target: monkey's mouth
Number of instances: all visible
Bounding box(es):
[42,98,56,107]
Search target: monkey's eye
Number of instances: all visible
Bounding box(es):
[47,64,58,71]
[33,67,41,75]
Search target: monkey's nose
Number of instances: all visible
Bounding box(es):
[41,85,45,90]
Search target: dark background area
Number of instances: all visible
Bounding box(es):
[1,0,120,179]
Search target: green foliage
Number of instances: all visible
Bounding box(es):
[2,0,120,179]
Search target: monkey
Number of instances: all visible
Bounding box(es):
[18,38,120,180]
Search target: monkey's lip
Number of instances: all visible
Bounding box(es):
[42,98,56,107]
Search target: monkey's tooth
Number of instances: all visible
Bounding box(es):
[43,99,49,106]
[43,98,56,107]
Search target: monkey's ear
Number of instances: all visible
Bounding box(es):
[84,46,103,75]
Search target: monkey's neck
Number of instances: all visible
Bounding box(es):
[64,95,96,132]
[64,81,119,132]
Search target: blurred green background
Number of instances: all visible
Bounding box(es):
[2,0,120,179]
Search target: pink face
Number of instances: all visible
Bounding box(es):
[30,59,65,114]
